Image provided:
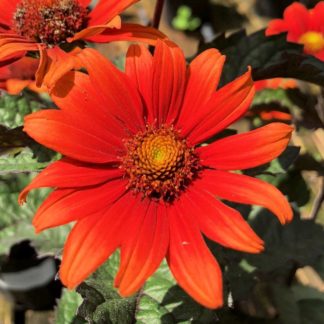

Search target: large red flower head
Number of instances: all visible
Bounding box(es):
[19,40,293,309]
[0,56,45,94]
[266,2,324,60]
[0,0,165,85]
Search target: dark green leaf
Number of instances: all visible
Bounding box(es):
[299,299,324,324]
[76,252,137,324]
[200,30,324,87]
[247,212,324,276]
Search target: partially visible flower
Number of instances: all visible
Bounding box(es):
[0,0,166,85]
[0,56,45,94]
[254,78,297,92]
[247,105,293,123]
[266,2,324,60]
[19,41,293,309]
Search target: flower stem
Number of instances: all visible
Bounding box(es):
[149,0,165,54]
[152,0,165,30]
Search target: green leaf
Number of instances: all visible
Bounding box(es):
[55,289,83,324]
[76,252,137,324]
[0,125,31,156]
[271,284,301,324]
[0,93,44,128]
[0,173,70,254]
[0,147,49,174]
[299,299,324,324]
[200,29,324,86]
[247,212,324,277]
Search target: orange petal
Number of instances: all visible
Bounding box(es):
[24,110,122,163]
[76,48,145,133]
[177,49,225,128]
[68,16,122,42]
[88,0,138,25]
[197,123,294,170]
[85,23,167,46]
[167,203,223,309]
[36,46,82,89]
[0,41,39,62]
[0,0,21,25]
[151,40,186,125]
[125,44,153,119]
[51,71,129,141]
[115,201,169,295]
[5,79,31,94]
[19,157,123,204]
[183,183,264,253]
[201,169,293,225]
[182,68,255,145]
[60,192,136,288]
[265,19,288,36]
[32,179,127,232]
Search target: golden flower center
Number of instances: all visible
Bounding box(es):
[122,126,201,201]
[13,0,88,45]
[299,31,324,53]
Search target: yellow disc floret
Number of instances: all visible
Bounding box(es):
[299,31,324,53]
[122,125,201,201]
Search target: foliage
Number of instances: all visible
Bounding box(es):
[199,30,324,87]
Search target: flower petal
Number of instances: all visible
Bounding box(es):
[183,183,264,253]
[24,110,122,163]
[115,201,169,295]
[125,44,153,118]
[51,70,128,140]
[167,203,223,309]
[197,123,293,170]
[265,19,288,36]
[309,2,324,31]
[32,179,127,232]
[85,23,167,46]
[89,0,138,25]
[201,170,293,224]
[78,0,91,7]
[60,192,136,288]
[183,68,254,145]
[69,16,122,42]
[37,46,82,90]
[283,2,309,39]
[4,79,31,94]
[0,40,39,63]
[151,40,186,125]
[0,0,20,25]
[19,158,123,204]
[176,49,225,129]
[77,48,145,133]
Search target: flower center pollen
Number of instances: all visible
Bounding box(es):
[122,126,201,201]
[13,0,88,45]
[299,31,324,53]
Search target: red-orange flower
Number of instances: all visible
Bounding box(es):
[0,0,165,85]
[266,2,324,60]
[19,41,293,309]
[254,78,297,91]
[0,56,45,94]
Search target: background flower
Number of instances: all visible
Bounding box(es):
[0,56,45,94]
[0,0,166,86]
[266,2,324,60]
